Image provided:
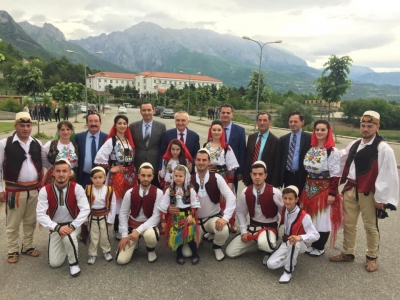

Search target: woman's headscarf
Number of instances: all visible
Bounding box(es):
[106,117,135,152]
[174,165,191,188]
[162,139,192,162]
[311,121,335,150]
[207,124,227,149]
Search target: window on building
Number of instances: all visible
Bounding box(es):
[105,80,108,83]
[144,85,147,89]
[98,79,101,82]
[138,82,140,86]
[154,86,157,89]
[110,80,113,83]
[144,79,147,83]
[154,80,156,83]
[122,81,124,84]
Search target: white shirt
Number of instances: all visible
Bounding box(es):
[195,172,236,221]
[42,140,78,173]
[237,185,283,235]
[158,187,200,212]
[176,128,188,144]
[90,185,117,223]
[0,135,43,192]
[283,206,319,243]
[119,186,163,237]
[36,183,90,230]
[340,137,399,206]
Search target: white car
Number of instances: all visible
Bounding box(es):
[80,105,87,113]
[118,106,127,114]
[104,104,111,110]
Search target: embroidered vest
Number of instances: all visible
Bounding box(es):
[191,173,220,204]
[130,185,157,219]
[85,185,113,215]
[4,134,42,183]
[245,184,277,219]
[279,207,306,236]
[341,138,380,193]
[46,182,79,219]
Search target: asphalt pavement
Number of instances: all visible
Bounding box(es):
[0,107,399,300]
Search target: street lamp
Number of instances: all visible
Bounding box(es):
[242,36,282,130]
[179,71,201,113]
[66,50,102,116]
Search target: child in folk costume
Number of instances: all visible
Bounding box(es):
[85,167,117,264]
[158,165,201,265]
[159,139,193,191]
[267,186,319,284]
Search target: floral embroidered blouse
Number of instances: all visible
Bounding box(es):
[42,140,78,174]
[160,159,190,183]
[303,147,341,178]
[204,143,239,171]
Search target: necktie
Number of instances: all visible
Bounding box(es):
[59,188,65,206]
[143,189,148,197]
[256,190,261,205]
[91,135,96,167]
[286,133,297,171]
[252,134,263,163]
[179,132,184,142]
[224,128,228,143]
[143,124,150,147]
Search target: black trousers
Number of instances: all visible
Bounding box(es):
[312,232,330,250]
[177,241,198,258]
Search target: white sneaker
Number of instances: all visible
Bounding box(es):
[103,252,113,262]
[214,249,225,261]
[279,272,291,284]
[70,265,81,277]
[207,234,215,241]
[306,246,314,254]
[87,256,96,265]
[262,255,269,266]
[148,251,157,263]
[309,249,325,257]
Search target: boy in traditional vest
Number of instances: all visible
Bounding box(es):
[226,161,283,263]
[267,186,319,283]
[86,166,117,264]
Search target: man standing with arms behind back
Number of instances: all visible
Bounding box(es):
[279,111,311,193]
[130,102,166,188]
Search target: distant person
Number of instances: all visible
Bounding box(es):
[129,102,166,188]
[39,104,45,121]
[23,104,29,113]
[215,107,220,119]
[54,105,61,122]
[63,104,69,120]
[279,111,311,193]
[44,104,51,121]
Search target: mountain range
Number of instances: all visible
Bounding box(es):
[1,10,399,100]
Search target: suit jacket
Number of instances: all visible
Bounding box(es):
[243,131,281,187]
[75,130,108,184]
[279,131,311,191]
[227,123,246,176]
[158,128,200,169]
[130,120,166,175]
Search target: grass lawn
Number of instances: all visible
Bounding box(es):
[0,122,15,133]
[333,122,400,142]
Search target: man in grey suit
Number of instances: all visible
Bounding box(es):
[129,102,166,188]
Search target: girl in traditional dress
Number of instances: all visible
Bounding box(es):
[94,115,137,240]
[299,120,343,257]
[204,119,239,233]
[158,165,201,265]
[159,139,192,191]
[42,121,78,185]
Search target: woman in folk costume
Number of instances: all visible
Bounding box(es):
[204,119,239,233]
[94,114,137,240]
[42,121,78,185]
[158,165,201,265]
[299,120,343,257]
[159,139,193,191]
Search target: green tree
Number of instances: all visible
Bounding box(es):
[274,99,315,129]
[194,86,212,120]
[49,82,79,103]
[314,55,353,119]
[244,70,271,105]
[10,64,45,97]
[216,85,230,103]
[0,98,22,112]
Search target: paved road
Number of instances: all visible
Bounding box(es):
[0,108,399,300]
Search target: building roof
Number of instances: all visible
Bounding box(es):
[139,71,222,83]
[88,72,136,80]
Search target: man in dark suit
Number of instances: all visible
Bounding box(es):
[243,113,281,187]
[159,111,200,171]
[220,104,246,191]
[130,102,166,188]
[75,113,108,188]
[279,111,311,193]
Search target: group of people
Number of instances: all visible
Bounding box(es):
[24,103,69,122]
[207,107,220,120]
[0,103,398,283]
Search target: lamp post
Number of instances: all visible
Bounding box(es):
[242,36,282,130]
[179,71,201,113]
[66,50,102,116]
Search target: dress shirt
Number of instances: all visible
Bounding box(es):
[84,131,101,173]
[283,206,319,243]
[255,131,270,161]
[224,122,232,143]
[289,130,302,171]
[36,183,90,230]
[176,128,188,144]
[118,186,163,237]
[195,172,236,221]
[142,120,154,138]
[0,135,43,192]
[91,185,117,223]
[237,184,283,234]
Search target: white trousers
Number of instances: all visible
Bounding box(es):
[226,227,277,258]
[48,227,81,267]
[88,216,111,257]
[199,216,229,247]
[267,241,306,273]
[116,227,159,265]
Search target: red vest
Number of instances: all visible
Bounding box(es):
[245,184,277,219]
[279,207,306,236]
[46,182,79,219]
[85,185,113,216]
[130,185,157,219]
[191,173,220,204]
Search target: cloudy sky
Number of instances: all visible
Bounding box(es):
[4,0,400,72]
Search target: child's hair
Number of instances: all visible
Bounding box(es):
[167,139,188,166]
[172,165,190,190]
[90,168,106,178]
[282,187,298,198]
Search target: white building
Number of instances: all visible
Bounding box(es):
[86,71,223,94]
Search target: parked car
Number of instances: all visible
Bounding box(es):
[104,104,111,110]
[155,106,165,116]
[123,103,135,108]
[118,106,127,114]
[80,105,87,113]
[160,108,174,119]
